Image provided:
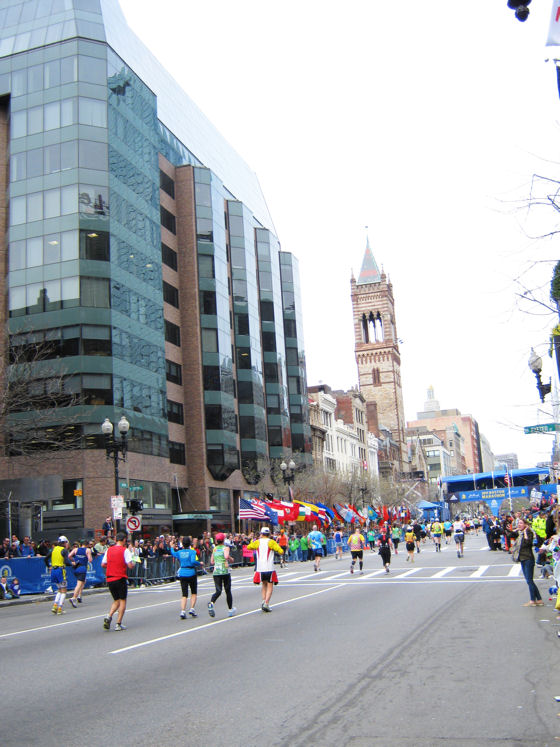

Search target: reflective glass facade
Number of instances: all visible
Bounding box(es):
[0,0,311,532]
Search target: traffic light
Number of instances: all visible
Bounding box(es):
[507,0,531,22]
[128,498,143,514]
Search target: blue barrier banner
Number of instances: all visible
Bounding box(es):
[0,556,106,595]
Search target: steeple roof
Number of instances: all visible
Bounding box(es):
[357,237,381,285]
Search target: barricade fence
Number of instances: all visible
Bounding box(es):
[0,538,355,596]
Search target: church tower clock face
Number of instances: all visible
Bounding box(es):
[351,238,406,470]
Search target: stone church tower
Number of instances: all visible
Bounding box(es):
[351,239,407,471]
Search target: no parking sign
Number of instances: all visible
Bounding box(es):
[126,515,142,532]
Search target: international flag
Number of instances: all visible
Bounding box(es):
[239,498,270,521]
[504,472,511,487]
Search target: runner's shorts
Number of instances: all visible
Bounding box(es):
[179,576,198,597]
[454,533,465,544]
[406,542,415,552]
[313,548,323,558]
[351,550,363,560]
[253,570,278,585]
[108,577,128,601]
[51,567,66,586]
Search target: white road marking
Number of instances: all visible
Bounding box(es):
[392,568,422,579]
[508,565,522,577]
[431,567,455,578]
[109,584,345,655]
[292,570,326,581]
[361,569,388,578]
[469,565,489,578]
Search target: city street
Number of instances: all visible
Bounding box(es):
[2,534,560,746]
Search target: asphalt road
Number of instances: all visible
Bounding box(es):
[2,534,560,746]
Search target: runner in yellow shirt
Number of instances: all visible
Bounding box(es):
[405,527,416,563]
[347,526,367,575]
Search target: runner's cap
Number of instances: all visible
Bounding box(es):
[58,535,68,543]
[261,527,270,534]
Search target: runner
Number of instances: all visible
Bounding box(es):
[48,536,72,614]
[453,517,466,558]
[307,524,325,572]
[431,520,443,553]
[378,527,393,573]
[404,526,416,563]
[391,523,401,554]
[277,529,289,568]
[247,527,284,612]
[333,527,343,560]
[443,519,453,544]
[367,526,376,552]
[208,533,236,618]
[412,521,422,553]
[69,539,92,607]
[101,531,135,631]
[171,536,201,619]
[347,525,367,575]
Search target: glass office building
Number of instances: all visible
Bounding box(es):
[0,0,311,537]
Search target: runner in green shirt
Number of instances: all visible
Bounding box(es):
[208,533,236,618]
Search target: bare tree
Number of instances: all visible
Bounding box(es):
[0,332,86,460]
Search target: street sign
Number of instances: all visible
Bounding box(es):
[523,423,560,434]
[126,515,142,532]
[113,507,122,520]
[111,495,124,508]
[120,482,128,488]
[129,486,143,491]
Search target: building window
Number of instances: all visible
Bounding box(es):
[162,242,177,270]
[165,321,180,346]
[166,360,182,385]
[80,230,109,261]
[167,399,184,424]
[163,281,179,308]
[160,170,175,199]
[160,206,176,234]
[372,368,381,386]
[169,441,185,464]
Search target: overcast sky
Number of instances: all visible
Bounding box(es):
[120,0,560,468]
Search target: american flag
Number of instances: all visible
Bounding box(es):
[239,497,270,521]
[504,472,511,487]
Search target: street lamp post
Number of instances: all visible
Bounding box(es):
[280,458,296,486]
[101,416,130,528]
[528,348,552,403]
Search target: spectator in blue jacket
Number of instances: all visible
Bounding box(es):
[171,536,201,620]
[19,536,35,557]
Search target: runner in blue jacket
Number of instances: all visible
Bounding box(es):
[171,537,201,620]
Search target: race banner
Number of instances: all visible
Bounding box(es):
[0,555,106,595]
[547,1,560,46]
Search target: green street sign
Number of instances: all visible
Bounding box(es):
[129,486,144,491]
[524,423,560,434]
[120,482,128,488]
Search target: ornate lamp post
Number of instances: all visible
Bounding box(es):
[280,458,296,486]
[101,415,130,498]
[528,348,552,403]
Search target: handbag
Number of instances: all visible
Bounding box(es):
[511,535,522,563]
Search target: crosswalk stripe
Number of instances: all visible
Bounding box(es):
[469,565,489,578]
[431,566,455,578]
[361,569,387,579]
[508,565,522,577]
[392,568,422,579]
